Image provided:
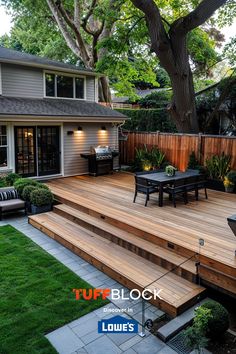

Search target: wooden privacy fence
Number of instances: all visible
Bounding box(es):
[119,132,236,171]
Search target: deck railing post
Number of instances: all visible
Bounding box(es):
[139,298,146,337]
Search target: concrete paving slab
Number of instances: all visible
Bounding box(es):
[85,335,122,354]
[46,325,84,354]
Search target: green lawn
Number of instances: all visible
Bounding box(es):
[0,225,107,354]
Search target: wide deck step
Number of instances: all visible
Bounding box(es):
[54,204,197,282]
[29,212,205,317]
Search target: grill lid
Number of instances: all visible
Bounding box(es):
[90,145,112,154]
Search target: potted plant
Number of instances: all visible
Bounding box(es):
[165,165,177,177]
[22,185,38,212]
[205,153,231,191]
[30,188,54,214]
[225,170,236,193]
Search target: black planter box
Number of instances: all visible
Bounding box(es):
[31,204,52,215]
[207,179,224,192]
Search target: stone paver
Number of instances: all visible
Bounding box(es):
[0,215,176,353]
[45,325,84,354]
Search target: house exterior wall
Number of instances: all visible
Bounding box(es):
[1,64,44,98]
[86,76,95,101]
[0,63,96,101]
[63,123,119,176]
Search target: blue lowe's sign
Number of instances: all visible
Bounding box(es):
[98,315,138,334]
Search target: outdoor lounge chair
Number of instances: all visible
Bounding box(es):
[195,174,208,200]
[163,178,188,207]
[0,187,26,220]
[133,176,159,207]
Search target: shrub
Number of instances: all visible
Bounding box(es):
[201,300,229,338]
[116,108,176,132]
[14,178,38,197]
[184,306,212,353]
[0,177,7,187]
[188,152,200,170]
[5,173,21,186]
[22,185,38,202]
[205,153,231,180]
[30,188,53,207]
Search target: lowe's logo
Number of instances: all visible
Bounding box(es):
[98,315,138,334]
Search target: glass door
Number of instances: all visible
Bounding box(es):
[15,127,36,177]
[37,126,60,176]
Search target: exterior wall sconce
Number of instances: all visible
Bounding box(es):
[101,126,106,131]
[78,126,83,131]
[67,131,74,135]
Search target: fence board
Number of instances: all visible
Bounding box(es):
[119,132,236,171]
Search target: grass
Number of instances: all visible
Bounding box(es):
[0,225,108,354]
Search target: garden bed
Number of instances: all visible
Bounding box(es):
[0,225,107,353]
[207,331,236,354]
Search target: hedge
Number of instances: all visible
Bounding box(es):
[116,108,176,132]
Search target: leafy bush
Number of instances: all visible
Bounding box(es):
[134,144,165,171]
[30,188,53,207]
[5,173,21,186]
[22,185,38,202]
[14,178,38,197]
[188,152,200,170]
[201,300,229,338]
[205,153,231,180]
[0,177,7,188]
[184,306,212,353]
[116,108,176,132]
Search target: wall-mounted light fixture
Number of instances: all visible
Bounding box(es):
[101,126,106,131]
[78,126,83,131]
[67,131,74,135]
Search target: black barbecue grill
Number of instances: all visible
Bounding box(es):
[81,145,119,176]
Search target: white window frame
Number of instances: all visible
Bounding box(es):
[43,70,86,100]
[0,64,2,95]
[0,124,9,170]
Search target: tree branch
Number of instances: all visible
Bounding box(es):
[46,0,82,59]
[131,0,175,72]
[171,0,228,35]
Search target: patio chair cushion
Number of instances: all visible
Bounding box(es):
[0,199,25,212]
[0,189,18,201]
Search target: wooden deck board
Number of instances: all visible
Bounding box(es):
[47,175,236,270]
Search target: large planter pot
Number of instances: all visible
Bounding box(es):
[225,186,235,193]
[31,204,52,215]
[207,179,224,192]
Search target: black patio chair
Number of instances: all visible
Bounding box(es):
[195,174,208,200]
[163,178,188,207]
[185,175,198,200]
[133,176,159,207]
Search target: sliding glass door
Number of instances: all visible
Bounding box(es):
[37,126,60,176]
[15,127,36,177]
[15,126,60,177]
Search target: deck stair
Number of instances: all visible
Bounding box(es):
[53,204,197,282]
[29,206,206,317]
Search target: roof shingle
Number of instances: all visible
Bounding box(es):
[0,96,126,119]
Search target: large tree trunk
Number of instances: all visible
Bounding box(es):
[99,76,111,103]
[131,0,227,133]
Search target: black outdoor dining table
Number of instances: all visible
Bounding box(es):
[139,170,200,207]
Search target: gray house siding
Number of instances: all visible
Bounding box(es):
[63,122,119,176]
[86,76,95,101]
[1,64,44,98]
[1,63,96,101]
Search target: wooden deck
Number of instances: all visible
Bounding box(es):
[29,172,236,316]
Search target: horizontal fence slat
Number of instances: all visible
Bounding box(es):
[119,132,236,171]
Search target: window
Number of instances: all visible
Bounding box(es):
[57,75,73,98]
[45,72,85,99]
[45,73,55,97]
[0,125,8,168]
[75,78,84,99]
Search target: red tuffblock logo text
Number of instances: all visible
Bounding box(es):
[72,288,163,301]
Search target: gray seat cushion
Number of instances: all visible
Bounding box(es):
[0,199,25,211]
